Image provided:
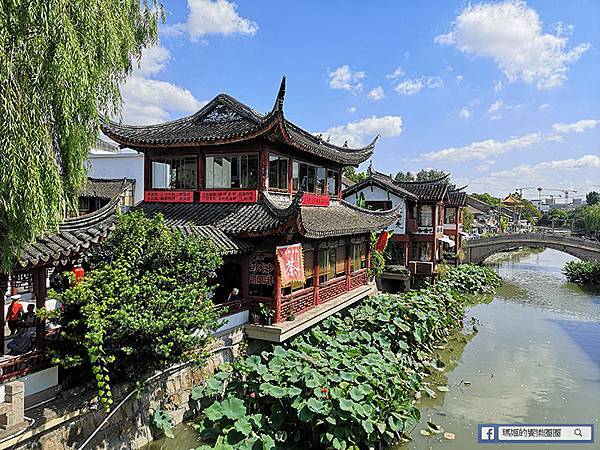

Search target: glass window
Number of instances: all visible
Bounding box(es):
[319,248,336,284]
[327,170,340,196]
[268,153,289,190]
[364,200,393,211]
[316,167,326,194]
[307,165,316,193]
[248,256,275,298]
[336,246,346,276]
[444,207,457,224]
[151,156,197,189]
[418,205,433,227]
[205,154,259,189]
[351,243,367,272]
[411,242,432,262]
[292,161,300,191]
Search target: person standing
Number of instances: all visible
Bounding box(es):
[6,294,24,335]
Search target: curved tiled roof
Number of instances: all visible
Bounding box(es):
[394,173,450,202]
[16,197,121,269]
[342,170,417,200]
[102,77,374,165]
[448,190,468,207]
[79,178,134,199]
[299,200,401,238]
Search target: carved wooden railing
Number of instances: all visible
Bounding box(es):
[0,351,48,383]
[408,261,435,275]
[280,287,315,321]
[319,276,348,304]
[349,269,369,290]
[213,297,257,317]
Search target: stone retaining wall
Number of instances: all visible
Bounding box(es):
[7,327,244,450]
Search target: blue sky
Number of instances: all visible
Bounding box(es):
[119,0,600,199]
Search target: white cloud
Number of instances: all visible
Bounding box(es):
[394,76,443,95]
[492,155,600,179]
[435,0,590,89]
[456,75,464,84]
[458,107,472,119]
[166,0,258,42]
[347,106,357,113]
[423,132,543,162]
[422,117,600,162]
[386,66,405,80]
[493,80,504,93]
[538,103,551,111]
[486,99,523,120]
[367,86,385,101]
[552,119,600,134]
[119,46,206,125]
[328,65,366,93]
[319,116,403,147]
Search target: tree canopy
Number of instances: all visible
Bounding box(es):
[0,1,162,271]
[586,191,600,206]
[46,212,223,409]
[471,193,502,207]
[395,169,449,182]
[342,166,366,184]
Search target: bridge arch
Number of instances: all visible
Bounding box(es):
[464,233,600,265]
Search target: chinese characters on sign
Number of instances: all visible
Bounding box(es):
[276,243,305,286]
[144,190,194,203]
[249,256,275,286]
[301,193,330,207]
[199,190,259,203]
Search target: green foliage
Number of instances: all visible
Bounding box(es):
[47,212,222,410]
[499,216,509,232]
[342,167,366,184]
[0,1,163,271]
[586,191,600,206]
[564,260,600,285]
[462,208,474,232]
[191,265,501,448]
[395,169,449,184]
[471,193,501,207]
[153,408,175,439]
[583,204,600,234]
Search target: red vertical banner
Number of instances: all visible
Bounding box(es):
[276,243,305,286]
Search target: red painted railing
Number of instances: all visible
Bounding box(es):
[319,276,348,304]
[0,351,48,383]
[349,269,369,290]
[280,287,315,320]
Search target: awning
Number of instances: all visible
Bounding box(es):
[439,235,455,247]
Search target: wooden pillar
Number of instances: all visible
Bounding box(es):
[366,239,371,272]
[274,257,282,323]
[288,157,294,194]
[198,153,205,190]
[345,240,351,290]
[404,241,409,266]
[241,255,249,299]
[259,148,269,192]
[0,272,8,356]
[313,243,320,306]
[33,267,47,350]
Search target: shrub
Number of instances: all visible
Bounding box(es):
[191,265,501,449]
[46,212,223,409]
[563,260,600,285]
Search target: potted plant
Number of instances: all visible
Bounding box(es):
[258,302,274,325]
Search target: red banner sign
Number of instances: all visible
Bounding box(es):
[301,193,330,207]
[144,190,194,203]
[199,190,259,203]
[276,243,305,286]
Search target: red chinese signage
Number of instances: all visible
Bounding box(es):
[375,231,390,252]
[276,243,305,286]
[301,193,330,207]
[144,190,194,203]
[199,190,259,203]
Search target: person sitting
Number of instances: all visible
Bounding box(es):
[21,304,36,328]
[6,294,24,335]
[7,324,33,355]
[225,288,240,303]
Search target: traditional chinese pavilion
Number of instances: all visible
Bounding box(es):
[102,78,400,342]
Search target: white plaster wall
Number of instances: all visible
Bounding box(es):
[18,365,59,397]
[346,185,407,234]
[86,150,145,204]
[215,310,249,334]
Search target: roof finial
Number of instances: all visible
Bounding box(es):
[367,160,373,176]
[343,140,348,148]
[276,75,286,110]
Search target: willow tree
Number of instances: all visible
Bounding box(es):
[0,1,162,271]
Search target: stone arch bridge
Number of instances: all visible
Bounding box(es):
[464,233,600,264]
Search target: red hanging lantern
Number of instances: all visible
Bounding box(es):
[72,266,85,284]
[375,231,390,252]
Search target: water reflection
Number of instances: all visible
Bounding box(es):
[399,249,600,450]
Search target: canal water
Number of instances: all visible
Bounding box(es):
[400,249,600,450]
[149,249,600,449]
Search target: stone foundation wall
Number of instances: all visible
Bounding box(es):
[9,327,244,450]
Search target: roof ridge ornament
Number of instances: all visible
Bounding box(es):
[274,75,286,112]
